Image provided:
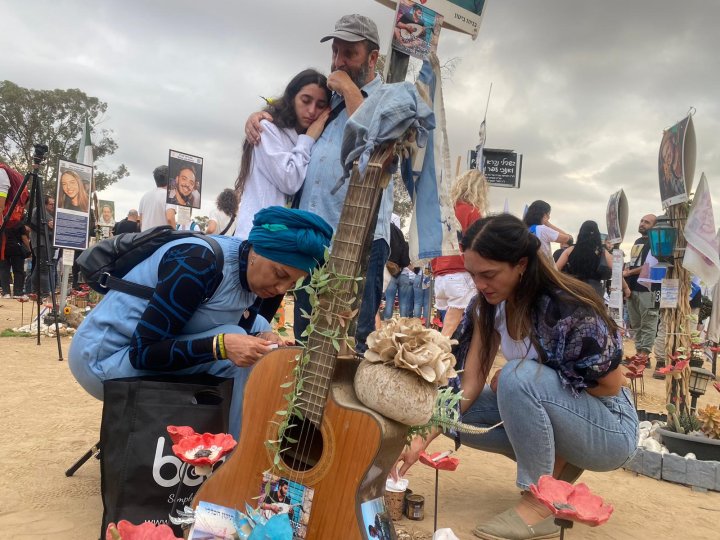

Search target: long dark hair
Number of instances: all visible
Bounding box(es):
[462,214,617,382]
[523,200,551,227]
[235,69,330,201]
[566,220,603,279]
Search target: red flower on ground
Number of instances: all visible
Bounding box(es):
[657,359,689,375]
[529,475,613,527]
[418,451,459,471]
[169,427,236,476]
[106,520,180,540]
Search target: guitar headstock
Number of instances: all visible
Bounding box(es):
[364,142,401,189]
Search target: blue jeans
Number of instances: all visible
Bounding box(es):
[294,239,389,354]
[383,272,414,319]
[413,274,431,318]
[457,359,638,490]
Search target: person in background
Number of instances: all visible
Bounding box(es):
[623,214,659,367]
[382,214,413,319]
[394,214,638,540]
[68,207,333,439]
[552,237,573,263]
[556,220,622,298]
[138,165,175,231]
[0,222,29,298]
[431,169,487,337]
[112,209,141,235]
[206,188,239,236]
[412,262,432,322]
[523,200,572,263]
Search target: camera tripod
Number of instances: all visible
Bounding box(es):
[0,144,63,359]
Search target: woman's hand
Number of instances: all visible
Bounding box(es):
[306,109,331,141]
[245,111,274,145]
[255,331,286,346]
[392,431,440,480]
[223,334,274,367]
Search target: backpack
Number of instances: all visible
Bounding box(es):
[77,226,224,300]
[0,163,29,229]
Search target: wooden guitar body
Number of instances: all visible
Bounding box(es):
[193,347,407,538]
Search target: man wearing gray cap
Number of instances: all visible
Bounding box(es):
[246,14,393,354]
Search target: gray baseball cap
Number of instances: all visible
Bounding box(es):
[320,14,379,47]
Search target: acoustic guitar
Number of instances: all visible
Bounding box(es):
[193,143,407,539]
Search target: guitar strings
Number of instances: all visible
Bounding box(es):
[287,151,388,487]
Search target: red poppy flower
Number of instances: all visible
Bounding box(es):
[529,475,613,527]
[106,520,180,540]
[418,451,459,471]
[166,425,197,445]
[691,343,704,350]
[170,430,236,476]
[658,359,689,375]
[432,317,443,328]
[16,296,29,303]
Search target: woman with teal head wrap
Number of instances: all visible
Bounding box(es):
[245,206,333,299]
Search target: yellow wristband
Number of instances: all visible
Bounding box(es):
[218,333,227,359]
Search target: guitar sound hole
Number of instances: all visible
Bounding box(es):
[279,415,324,472]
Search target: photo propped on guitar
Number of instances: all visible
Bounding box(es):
[192,142,408,539]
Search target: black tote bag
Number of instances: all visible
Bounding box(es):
[99,374,233,538]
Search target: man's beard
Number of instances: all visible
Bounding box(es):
[332,59,371,89]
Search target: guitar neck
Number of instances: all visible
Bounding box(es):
[299,146,395,426]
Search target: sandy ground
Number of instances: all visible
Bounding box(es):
[0,298,719,540]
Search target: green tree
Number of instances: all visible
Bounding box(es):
[0,80,128,194]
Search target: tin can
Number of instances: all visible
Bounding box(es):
[405,494,424,521]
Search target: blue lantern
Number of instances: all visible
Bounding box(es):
[647,215,677,264]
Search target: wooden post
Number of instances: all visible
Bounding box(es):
[664,203,691,416]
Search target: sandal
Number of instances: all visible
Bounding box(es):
[472,508,560,540]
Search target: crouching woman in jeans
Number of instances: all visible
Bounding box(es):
[395,214,638,540]
[69,206,332,439]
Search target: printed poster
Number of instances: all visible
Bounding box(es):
[660,278,679,309]
[605,188,628,245]
[376,0,485,39]
[53,159,92,250]
[659,115,696,208]
[167,149,203,209]
[392,1,444,60]
[98,199,115,238]
[258,473,314,539]
[360,497,395,540]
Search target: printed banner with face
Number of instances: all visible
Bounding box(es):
[98,199,115,238]
[392,1,444,60]
[377,0,485,39]
[54,159,92,250]
[167,149,203,210]
[605,188,628,245]
[659,115,696,208]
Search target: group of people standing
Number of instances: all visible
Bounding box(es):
[64,12,640,540]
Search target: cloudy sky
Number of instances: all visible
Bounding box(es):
[2,0,719,252]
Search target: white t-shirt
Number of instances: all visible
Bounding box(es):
[494,301,538,361]
[530,224,559,261]
[0,169,10,198]
[209,208,236,236]
[138,187,171,231]
[234,120,314,240]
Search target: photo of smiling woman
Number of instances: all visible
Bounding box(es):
[58,169,90,213]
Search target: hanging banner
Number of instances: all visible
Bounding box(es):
[54,159,92,250]
[605,188,628,245]
[167,150,203,209]
[376,0,486,39]
[658,115,696,208]
[683,173,720,286]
